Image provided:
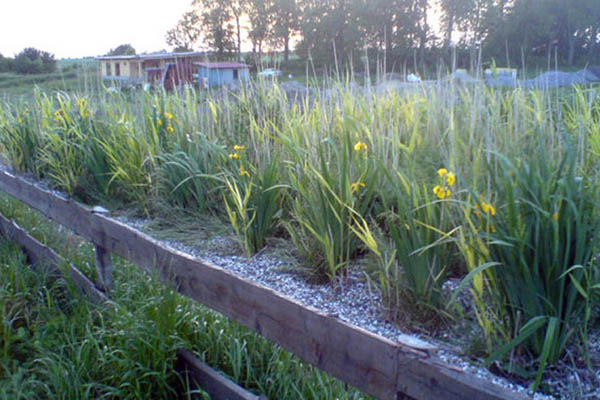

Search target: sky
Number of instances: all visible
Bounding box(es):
[1,1,443,60]
[0,0,192,59]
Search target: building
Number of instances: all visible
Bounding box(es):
[97,51,206,90]
[195,62,250,88]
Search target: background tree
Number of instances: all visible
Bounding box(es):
[13,48,56,74]
[439,0,475,49]
[549,0,600,65]
[166,11,201,52]
[358,0,399,64]
[229,0,246,60]
[194,0,236,59]
[269,0,299,62]
[167,0,600,72]
[106,44,136,56]
[245,0,274,58]
[296,0,363,67]
[0,53,12,72]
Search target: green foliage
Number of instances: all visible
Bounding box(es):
[193,0,237,58]
[285,135,379,281]
[166,12,201,52]
[12,47,56,75]
[223,150,284,256]
[0,237,195,399]
[156,134,225,215]
[0,103,40,174]
[36,94,90,195]
[457,146,600,390]
[0,54,12,73]
[105,44,136,56]
[376,171,457,322]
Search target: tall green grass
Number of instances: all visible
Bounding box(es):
[0,80,599,386]
[456,144,600,390]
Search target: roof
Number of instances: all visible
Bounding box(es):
[96,51,206,61]
[194,62,250,69]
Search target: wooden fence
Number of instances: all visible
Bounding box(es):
[0,169,528,400]
[0,210,263,400]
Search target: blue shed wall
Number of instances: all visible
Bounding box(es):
[197,67,249,87]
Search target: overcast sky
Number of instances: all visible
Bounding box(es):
[1,0,192,59]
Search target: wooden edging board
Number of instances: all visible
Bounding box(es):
[176,349,266,400]
[0,210,261,400]
[0,169,528,400]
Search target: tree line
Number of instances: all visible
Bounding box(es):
[166,0,600,70]
[0,48,57,75]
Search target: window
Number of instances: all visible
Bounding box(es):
[115,63,120,76]
[233,69,238,80]
[106,62,111,76]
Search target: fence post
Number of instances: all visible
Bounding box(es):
[92,206,114,292]
[95,245,114,292]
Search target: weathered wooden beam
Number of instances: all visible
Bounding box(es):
[175,349,266,400]
[0,170,528,400]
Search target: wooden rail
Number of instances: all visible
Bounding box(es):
[0,170,528,400]
[0,211,110,304]
[176,349,266,400]
[0,211,261,400]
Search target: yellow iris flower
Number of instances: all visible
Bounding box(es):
[351,181,366,193]
[433,185,451,199]
[354,141,368,152]
[240,166,251,177]
[481,202,496,216]
[446,172,456,186]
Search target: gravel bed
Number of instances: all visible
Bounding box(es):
[114,214,562,399]
[3,167,597,399]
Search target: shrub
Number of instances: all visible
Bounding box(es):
[13,48,56,74]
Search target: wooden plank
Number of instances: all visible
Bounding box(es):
[175,349,266,400]
[0,170,527,400]
[88,213,402,400]
[396,355,525,400]
[0,212,109,304]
